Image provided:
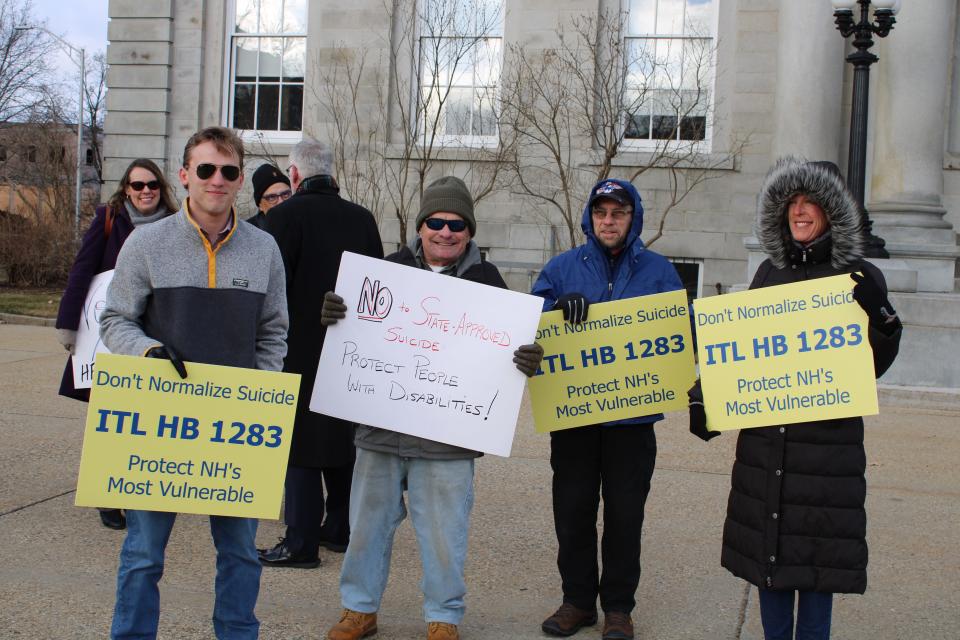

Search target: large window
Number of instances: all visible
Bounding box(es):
[623,0,717,145]
[227,0,306,137]
[417,0,504,145]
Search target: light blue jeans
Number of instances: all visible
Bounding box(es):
[111,509,261,639]
[339,448,475,625]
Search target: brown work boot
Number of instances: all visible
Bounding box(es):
[327,609,378,640]
[426,621,459,639]
[601,611,634,640]
[541,603,598,636]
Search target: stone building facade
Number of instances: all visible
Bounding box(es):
[0,122,101,220]
[103,0,960,387]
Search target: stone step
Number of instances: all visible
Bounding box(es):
[880,291,960,388]
[878,384,960,411]
[867,258,917,292]
[872,225,957,245]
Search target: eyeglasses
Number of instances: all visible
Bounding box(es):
[424,218,468,232]
[262,190,293,204]
[194,163,241,181]
[591,208,631,221]
[129,180,160,192]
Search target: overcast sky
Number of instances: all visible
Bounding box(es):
[24,0,108,108]
[30,0,109,57]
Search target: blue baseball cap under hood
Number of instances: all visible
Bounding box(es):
[581,178,645,245]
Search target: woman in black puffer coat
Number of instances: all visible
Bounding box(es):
[689,157,902,640]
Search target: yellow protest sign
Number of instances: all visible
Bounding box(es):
[75,353,300,518]
[693,274,878,431]
[528,290,696,432]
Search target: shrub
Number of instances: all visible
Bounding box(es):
[0,210,77,286]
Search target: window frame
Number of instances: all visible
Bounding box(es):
[620,0,719,152]
[222,0,307,143]
[413,0,505,149]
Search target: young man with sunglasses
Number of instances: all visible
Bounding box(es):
[100,126,289,640]
[321,176,543,640]
[259,139,384,570]
[532,179,684,640]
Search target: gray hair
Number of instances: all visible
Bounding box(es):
[289,139,334,178]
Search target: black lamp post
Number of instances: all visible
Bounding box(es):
[832,0,898,258]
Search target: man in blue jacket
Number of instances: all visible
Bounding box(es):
[532,179,683,640]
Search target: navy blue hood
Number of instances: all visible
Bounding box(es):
[581,178,645,249]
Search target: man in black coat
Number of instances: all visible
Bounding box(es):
[260,139,384,567]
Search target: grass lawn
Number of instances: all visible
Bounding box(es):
[0,287,62,318]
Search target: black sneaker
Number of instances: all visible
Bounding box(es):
[258,538,320,568]
[317,524,349,553]
[318,537,348,553]
[99,509,126,530]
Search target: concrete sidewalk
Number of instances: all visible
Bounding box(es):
[0,323,957,639]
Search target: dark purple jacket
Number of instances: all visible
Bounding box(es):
[56,204,136,400]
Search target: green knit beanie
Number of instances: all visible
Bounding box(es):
[416,176,476,236]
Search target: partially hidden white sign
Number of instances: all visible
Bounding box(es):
[310,252,544,457]
[72,269,114,389]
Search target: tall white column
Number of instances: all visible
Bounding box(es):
[745,1,846,284]
[770,1,844,162]
[868,0,959,292]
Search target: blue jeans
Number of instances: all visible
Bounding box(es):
[339,449,475,624]
[111,509,261,639]
[758,589,833,640]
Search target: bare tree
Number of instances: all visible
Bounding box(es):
[24,46,105,213]
[503,9,747,250]
[313,0,516,244]
[82,51,106,185]
[0,0,55,123]
[312,45,388,224]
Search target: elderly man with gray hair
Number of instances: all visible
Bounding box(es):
[259,138,384,568]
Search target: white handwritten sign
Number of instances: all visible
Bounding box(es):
[310,252,544,457]
[72,269,114,389]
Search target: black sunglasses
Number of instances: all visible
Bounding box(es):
[129,180,160,191]
[424,218,467,232]
[194,163,241,181]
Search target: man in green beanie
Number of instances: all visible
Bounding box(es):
[321,176,543,640]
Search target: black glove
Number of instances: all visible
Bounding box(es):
[146,344,188,379]
[513,343,544,377]
[850,271,897,327]
[688,380,719,442]
[555,293,589,324]
[321,291,347,326]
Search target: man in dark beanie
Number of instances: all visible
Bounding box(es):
[414,175,477,237]
[247,163,291,229]
[259,139,383,569]
[320,175,543,640]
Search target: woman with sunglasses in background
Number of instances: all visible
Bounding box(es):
[246,163,292,229]
[55,158,178,530]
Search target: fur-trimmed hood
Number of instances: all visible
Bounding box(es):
[755,156,864,270]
